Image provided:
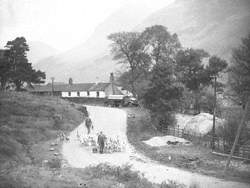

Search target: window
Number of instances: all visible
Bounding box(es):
[68,92,71,96]
[87,91,90,96]
[97,91,100,97]
[77,91,80,97]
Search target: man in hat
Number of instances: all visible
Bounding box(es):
[85,117,93,134]
[97,131,106,154]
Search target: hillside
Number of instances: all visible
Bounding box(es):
[0,92,82,170]
[36,3,153,82]
[27,41,58,64]
[137,0,250,60]
[36,0,250,82]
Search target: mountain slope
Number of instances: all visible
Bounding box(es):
[36,0,250,82]
[36,3,153,82]
[137,0,250,59]
[27,41,58,64]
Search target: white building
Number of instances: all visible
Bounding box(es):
[29,73,124,99]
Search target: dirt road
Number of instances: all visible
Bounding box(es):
[62,105,249,188]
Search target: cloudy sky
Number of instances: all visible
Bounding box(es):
[0,0,174,52]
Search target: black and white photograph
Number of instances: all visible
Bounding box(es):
[0,0,250,187]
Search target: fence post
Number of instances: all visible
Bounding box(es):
[177,125,179,137]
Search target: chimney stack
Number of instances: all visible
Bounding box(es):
[110,73,115,95]
[69,78,73,85]
[110,73,114,83]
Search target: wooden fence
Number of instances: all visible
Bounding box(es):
[162,126,250,160]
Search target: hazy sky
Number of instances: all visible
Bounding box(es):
[0,0,174,52]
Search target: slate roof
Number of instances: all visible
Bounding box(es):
[30,82,124,94]
[30,83,95,92]
[88,83,110,91]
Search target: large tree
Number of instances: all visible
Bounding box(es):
[140,25,181,65]
[0,50,11,90]
[5,37,45,90]
[176,48,210,113]
[224,33,250,172]
[108,32,150,95]
[143,62,183,130]
[229,33,250,106]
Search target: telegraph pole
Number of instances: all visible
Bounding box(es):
[212,76,217,150]
[51,77,55,96]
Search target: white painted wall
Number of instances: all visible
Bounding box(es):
[80,91,88,97]
[70,92,78,97]
[99,91,106,98]
[62,90,106,98]
[61,91,78,97]
[89,91,97,98]
[61,92,68,97]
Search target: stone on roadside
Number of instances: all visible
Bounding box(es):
[49,147,55,151]
[50,142,58,146]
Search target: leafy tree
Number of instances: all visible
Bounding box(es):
[143,62,183,130]
[5,37,45,90]
[207,56,228,77]
[0,50,11,90]
[229,33,250,106]
[113,25,181,97]
[224,33,250,172]
[108,32,150,95]
[198,56,228,113]
[140,25,181,64]
[117,69,151,98]
[176,48,210,113]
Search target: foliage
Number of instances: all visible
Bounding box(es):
[206,55,227,77]
[217,108,250,152]
[200,90,218,114]
[3,37,45,90]
[140,25,181,64]
[176,48,210,113]
[108,32,150,95]
[117,69,151,98]
[143,62,183,130]
[0,50,11,90]
[110,25,181,97]
[228,33,250,105]
[48,158,61,169]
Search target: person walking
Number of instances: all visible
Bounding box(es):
[97,132,106,154]
[85,117,93,134]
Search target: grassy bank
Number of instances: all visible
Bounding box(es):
[126,107,250,183]
[0,92,183,188]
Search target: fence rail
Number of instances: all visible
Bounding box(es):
[162,126,250,160]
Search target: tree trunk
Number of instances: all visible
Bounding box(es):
[130,68,136,96]
[224,97,250,174]
[14,80,22,91]
[0,79,7,90]
[194,90,200,114]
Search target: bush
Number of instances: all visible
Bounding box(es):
[217,108,249,151]
[48,158,61,169]
[53,115,63,129]
[151,112,176,132]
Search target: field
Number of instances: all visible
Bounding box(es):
[0,92,182,188]
[126,107,250,183]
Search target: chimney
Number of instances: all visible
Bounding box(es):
[110,73,114,83]
[69,78,73,85]
[110,73,115,95]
